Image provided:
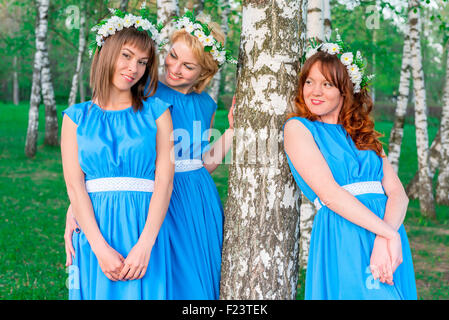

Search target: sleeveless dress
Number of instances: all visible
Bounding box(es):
[154,82,224,299]
[284,117,417,300]
[63,97,171,300]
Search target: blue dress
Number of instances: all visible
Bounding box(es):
[284,117,417,300]
[63,97,171,300]
[154,82,224,299]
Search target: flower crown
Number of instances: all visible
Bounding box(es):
[88,3,163,58]
[302,30,374,93]
[173,10,237,67]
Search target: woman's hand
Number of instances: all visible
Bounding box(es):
[118,240,153,281]
[370,236,394,285]
[228,95,235,130]
[94,244,125,281]
[64,205,79,267]
[387,231,403,274]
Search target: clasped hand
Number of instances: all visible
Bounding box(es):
[369,233,403,286]
[93,241,153,282]
[65,209,152,282]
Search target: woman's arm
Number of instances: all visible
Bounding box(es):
[61,115,125,281]
[203,97,235,173]
[380,152,409,230]
[119,110,174,280]
[283,119,399,241]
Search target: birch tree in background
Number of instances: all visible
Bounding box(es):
[220,0,304,300]
[306,0,324,42]
[323,0,332,40]
[157,0,179,76]
[25,0,51,157]
[209,0,230,102]
[13,56,19,105]
[297,0,329,269]
[406,128,440,198]
[41,33,58,146]
[436,41,449,205]
[388,32,411,173]
[68,9,87,107]
[408,0,435,218]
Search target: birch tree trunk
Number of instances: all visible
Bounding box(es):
[68,11,86,107]
[306,0,324,42]
[322,0,331,41]
[13,56,19,105]
[220,0,305,300]
[436,42,449,205]
[388,33,411,173]
[297,0,329,270]
[406,128,440,198]
[25,0,47,158]
[79,63,85,102]
[42,39,58,146]
[209,0,230,102]
[157,0,179,76]
[408,0,435,218]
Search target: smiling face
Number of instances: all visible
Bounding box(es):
[111,44,149,93]
[303,62,344,124]
[163,40,204,94]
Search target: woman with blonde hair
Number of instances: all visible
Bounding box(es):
[64,10,235,299]
[283,39,417,299]
[61,8,174,299]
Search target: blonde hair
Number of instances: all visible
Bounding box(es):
[170,18,225,93]
[90,27,158,111]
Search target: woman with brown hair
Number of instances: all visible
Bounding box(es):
[61,9,174,299]
[64,10,235,300]
[283,40,417,299]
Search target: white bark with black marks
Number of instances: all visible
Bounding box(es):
[220,0,304,300]
[408,0,435,218]
[388,33,411,173]
[68,11,87,107]
[436,42,449,205]
[157,0,179,76]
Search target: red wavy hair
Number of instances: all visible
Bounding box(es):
[289,51,384,157]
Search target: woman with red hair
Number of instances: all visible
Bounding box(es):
[284,42,417,299]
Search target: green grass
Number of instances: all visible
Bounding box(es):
[0,102,448,299]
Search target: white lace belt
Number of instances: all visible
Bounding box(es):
[175,159,203,173]
[314,181,385,211]
[85,177,154,193]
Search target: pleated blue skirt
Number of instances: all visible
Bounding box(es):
[305,194,417,300]
[164,167,224,299]
[68,191,171,300]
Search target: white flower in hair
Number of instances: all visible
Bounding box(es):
[184,22,195,33]
[134,16,144,28]
[194,29,206,42]
[321,43,340,54]
[105,22,116,36]
[194,23,203,31]
[203,35,214,46]
[96,35,104,47]
[123,14,135,28]
[348,64,360,76]
[340,52,353,66]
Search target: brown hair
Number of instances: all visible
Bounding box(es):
[289,51,384,157]
[90,27,158,111]
[169,19,225,93]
